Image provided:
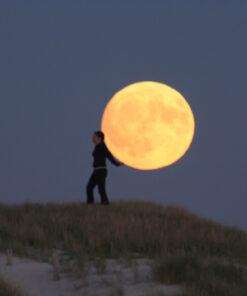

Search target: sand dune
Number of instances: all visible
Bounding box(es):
[0,251,182,296]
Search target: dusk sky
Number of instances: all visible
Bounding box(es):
[1,1,247,230]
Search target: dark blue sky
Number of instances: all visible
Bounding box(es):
[1,1,247,229]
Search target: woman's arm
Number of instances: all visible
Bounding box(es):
[105,147,123,166]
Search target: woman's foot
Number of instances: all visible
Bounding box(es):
[101,201,109,205]
[87,202,94,207]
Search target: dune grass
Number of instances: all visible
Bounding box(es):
[0,200,246,262]
[152,253,247,296]
[0,200,246,295]
[0,276,28,296]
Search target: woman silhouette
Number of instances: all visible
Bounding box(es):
[86,131,124,205]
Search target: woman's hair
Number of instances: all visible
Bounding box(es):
[94,131,104,141]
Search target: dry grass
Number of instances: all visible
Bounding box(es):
[0,275,28,296]
[0,200,246,262]
[0,199,247,295]
[152,254,247,295]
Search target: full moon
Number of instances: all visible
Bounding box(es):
[101,81,195,170]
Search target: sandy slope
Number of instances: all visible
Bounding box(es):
[0,251,182,296]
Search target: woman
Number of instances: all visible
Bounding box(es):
[86,131,124,205]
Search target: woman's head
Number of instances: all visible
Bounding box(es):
[93,131,104,144]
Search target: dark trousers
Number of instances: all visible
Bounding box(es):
[86,168,109,204]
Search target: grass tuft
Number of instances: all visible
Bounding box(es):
[152,254,247,295]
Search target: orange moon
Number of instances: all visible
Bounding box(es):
[101,81,195,170]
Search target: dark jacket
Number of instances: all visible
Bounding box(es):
[92,141,121,168]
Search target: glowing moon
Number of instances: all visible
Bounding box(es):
[101,81,195,170]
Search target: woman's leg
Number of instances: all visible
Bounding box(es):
[86,171,97,204]
[97,169,109,204]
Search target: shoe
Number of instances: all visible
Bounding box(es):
[101,201,109,205]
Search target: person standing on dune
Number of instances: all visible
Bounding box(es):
[86,131,124,205]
